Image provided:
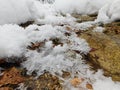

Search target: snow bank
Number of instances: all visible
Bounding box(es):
[0,0,115,25]
[28,1,76,25]
[53,0,111,15]
[0,0,32,24]
[96,0,120,23]
[0,24,27,57]
[28,0,55,20]
[0,0,116,25]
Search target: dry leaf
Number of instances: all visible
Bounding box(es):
[70,78,83,87]
[0,87,12,90]
[0,58,6,64]
[27,42,44,50]
[0,67,24,87]
[65,26,72,31]
[86,83,93,90]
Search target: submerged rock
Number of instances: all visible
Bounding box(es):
[81,29,120,81]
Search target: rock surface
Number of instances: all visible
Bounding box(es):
[80,22,120,81]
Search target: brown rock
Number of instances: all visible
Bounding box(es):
[104,22,120,46]
[81,31,120,81]
[104,22,120,35]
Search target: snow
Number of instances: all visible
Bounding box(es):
[91,70,120,90]
[0,0,116,24]
[0,0,113,24]
[28,0,55,21]
[0,0,32,24]
[28,0,76,25]
[25,25,65,42]
[22,25,90,76]
[93,27,104,32]
[36,14,76,25]
[69,34,90,54]
[39,0,55,4]
[53,0,111,15]
[96,0,120,23]
[93,78,120,90]
[0,24,27,58]
[0,0,120,90]
[74,21,94,30]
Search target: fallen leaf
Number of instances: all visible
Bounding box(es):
[70,78,83,87]
[65,26,72,31]
[0,67,24,87]
[0,58,6,64]
[0,87,12,90]
[86,83,93,90]
[27,42,45,50]
[89,48,99,52]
